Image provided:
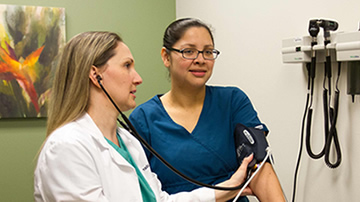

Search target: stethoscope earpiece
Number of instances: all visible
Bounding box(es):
[96,75,102,82]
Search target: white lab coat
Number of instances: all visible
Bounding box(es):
[34,113,215,202]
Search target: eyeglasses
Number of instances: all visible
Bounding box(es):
[166,47,220,60]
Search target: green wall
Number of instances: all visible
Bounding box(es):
[0,0,174,201]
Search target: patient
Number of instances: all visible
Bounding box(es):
[130,18,286,201]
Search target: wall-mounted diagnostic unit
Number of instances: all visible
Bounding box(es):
[281,19,360,202]
[282,23,360,101]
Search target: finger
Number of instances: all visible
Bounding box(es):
[240,153,254,168]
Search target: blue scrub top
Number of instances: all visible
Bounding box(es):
[130,85,268,201]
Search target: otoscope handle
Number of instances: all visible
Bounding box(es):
[310,57,316,79]
[325,55,332,78]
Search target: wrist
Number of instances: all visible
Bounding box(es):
[214,180,239,202]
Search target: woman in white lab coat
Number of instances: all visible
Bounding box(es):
[34,31,253,202]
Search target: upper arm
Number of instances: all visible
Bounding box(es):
[35,139,108,201]
[231,88,268,132]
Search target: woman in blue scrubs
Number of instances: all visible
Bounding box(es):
[130,18,285,201]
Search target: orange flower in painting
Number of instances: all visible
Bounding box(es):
[0,44,44,113]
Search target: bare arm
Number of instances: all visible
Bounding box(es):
[249,162,286,202]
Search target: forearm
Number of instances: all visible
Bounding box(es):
[214,181,242,202]
[249,162,286,202]
[214,155,253,202]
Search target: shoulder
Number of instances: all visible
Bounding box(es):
[134,95,161,111]
[39,121,97,163]
[47,121,92,144]
[207,85,245,94]
[206,85,248,100]
[130,95,163,119]
[46,113,101,144]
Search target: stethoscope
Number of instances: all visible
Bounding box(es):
[96,74,248,191]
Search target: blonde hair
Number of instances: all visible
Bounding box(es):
[46,31,122,136]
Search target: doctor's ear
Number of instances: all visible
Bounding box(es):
[161,47,171,68]
[89,65,102,88]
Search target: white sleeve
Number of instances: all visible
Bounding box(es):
[140,158,215,202]
[34,139,109,202]
[167,187,216,202]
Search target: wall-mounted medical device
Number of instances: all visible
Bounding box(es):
[336,31,360,102]
[348,61,360,102]
[282,25,360,101]
[282,19,360,202]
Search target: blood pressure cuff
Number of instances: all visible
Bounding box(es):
[234,123,270,169]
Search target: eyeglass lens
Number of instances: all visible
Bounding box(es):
[182,48,218,60]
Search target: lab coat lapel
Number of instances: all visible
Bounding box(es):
[118,129,141,163]
[77,113,136,169]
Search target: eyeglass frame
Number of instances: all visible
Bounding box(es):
[165,46,220,60]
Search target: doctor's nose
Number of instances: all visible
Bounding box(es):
[133,70,143,85]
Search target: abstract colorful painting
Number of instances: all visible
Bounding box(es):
[0,4,65,118]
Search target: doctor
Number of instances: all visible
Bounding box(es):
[34,31,254,202]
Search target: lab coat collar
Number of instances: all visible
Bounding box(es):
[75,113,140,169]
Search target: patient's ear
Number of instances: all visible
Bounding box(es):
[161,47,171,68]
